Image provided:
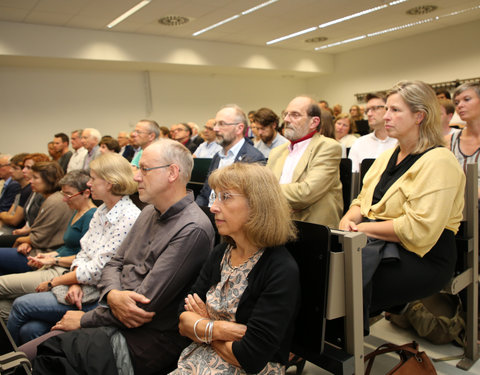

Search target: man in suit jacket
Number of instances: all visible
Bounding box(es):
[195,104,266,207]
[267,96,343,227]
[0,154,21,213]
[118,131,135,162]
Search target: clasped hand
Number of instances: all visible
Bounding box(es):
[107,289,155,328]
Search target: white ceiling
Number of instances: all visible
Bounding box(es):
[1,0,479,54]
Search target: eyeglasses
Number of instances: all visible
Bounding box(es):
[366,105,386,113]
[214,121,240,127]
[283,111,304,120]
[62,190,86,200]
[212,191,243,203]
[139,164,171,175]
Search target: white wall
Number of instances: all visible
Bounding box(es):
[307,19,480,109]
[0,66,307,154]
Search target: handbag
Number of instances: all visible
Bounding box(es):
[51,284,100,306]
[364,341,437,375]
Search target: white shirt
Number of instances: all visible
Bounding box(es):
[279,138,313,184]
[71,195,140,284]
[348,132,398,172]
[208,138,246,205]
[67,147,88,172]
[193,141,222,158]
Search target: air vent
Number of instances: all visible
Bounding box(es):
[305,36,328,43]
[158,15,190,26]
[406,5,437,15]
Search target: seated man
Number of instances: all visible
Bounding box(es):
[0,154,21,214]
[267,96,342,227]
[26,139,215,375]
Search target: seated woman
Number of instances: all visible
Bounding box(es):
[0,162,72,275]
[335,113,358,156]
[7,153,141,345]
[0,153,50,247]
[0,170,96,320]
[447,82,480,199]
[0,153,31,234]
[99,136,121,154]
[171,163,300,374]
[339,80,465,333]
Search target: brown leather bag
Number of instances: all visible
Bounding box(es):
[364,341,437,375]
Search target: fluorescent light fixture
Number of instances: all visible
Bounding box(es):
[107,0,151,29]
[367,18,433,37]
[315,35,366,50]
[266,27,317,45]
[389,0,408,5]
[193,14,240,36]
[193,0,278,36]
[318,4,387,28]
[242,0,278,15]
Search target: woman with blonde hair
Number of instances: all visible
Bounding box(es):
[7,153,141,344]
[339,80,465,333]
[171,162,300,374]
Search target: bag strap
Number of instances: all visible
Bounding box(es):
[365,342,420,375]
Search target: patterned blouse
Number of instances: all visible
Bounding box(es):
[71,195,140,284]
[172,246,285,375]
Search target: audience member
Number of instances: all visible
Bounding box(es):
[448,82,480,198]
[117,131,134,161]
[319,108,336,139]
[436,88,451,100]
[0,162,72,275]
[25,139,214,374]
[348,93,397,172]
[333,104,342,117]
[318,100,329,110]
[130,120,160,169]
[171,123,198,153]
[188,122,204,147]
[66,130,88,172]
[339,80,465,333]
[47,142,60,161]
[193,119,222,158]
[438,99,458,136]
[0,170,96,320]
[81,128,102,170]
[253,107,288,158]
[159,126,171,138]
[7,153,140,344]
[335,113,358,152]
[267,96,342,227]
[172,163,300,374]
[0,154,31,233]
[0,154,21,214]
[349,105,363,121]
[99,137,120,154]
[195,104,266,207]
[53,133,72,173]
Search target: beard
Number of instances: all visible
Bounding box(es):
[216,134,233,148]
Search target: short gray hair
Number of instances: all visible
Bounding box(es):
[83,128,102,142]
[153,138,193,184]
[59,170,90,192]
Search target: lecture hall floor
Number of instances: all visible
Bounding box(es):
[287,316,480,375]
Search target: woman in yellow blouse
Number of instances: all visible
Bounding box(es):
[339,80,465,332]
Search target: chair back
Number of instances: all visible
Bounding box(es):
[340,158,353,214]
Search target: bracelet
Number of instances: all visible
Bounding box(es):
[193,318,209,342]
[205,320,214,344]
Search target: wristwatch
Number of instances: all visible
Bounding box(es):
[47,280,53,290]
[55,258,59,266]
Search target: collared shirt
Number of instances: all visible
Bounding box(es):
[193,141,223,158]
[348,132,398,172]
[131,149,143,168]
[255,132,289,158]
[279,138,313,184]
[208,138,245,205]
[72,195,140,284]
[83,145,100,170]
[67,147,88,172]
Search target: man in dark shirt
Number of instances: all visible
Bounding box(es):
[39,139,215,374]
[53,133,72,173]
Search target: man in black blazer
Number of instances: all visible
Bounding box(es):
[195,104,266,207]
[118,131,135,162]
[0,154,20,213]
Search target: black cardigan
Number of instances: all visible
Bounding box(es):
[182,242,301,373]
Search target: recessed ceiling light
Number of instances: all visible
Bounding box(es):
[158,15,190,26]
[406,5,437,15]
[305,37,328,43]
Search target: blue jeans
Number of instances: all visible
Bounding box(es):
[0,248,32,275]
[7,291,97,345]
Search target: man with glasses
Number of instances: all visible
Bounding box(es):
[171,123,198,154]
[267,96,343,227]
[193,119,222,158]
[130,119,160,169]
[81,128,102,170]
[195,104,265,207]
[0,154,21,214]
[253,107,288,158]
[30,139,215,374]
[67,130,88,173]
[348,93,397,172]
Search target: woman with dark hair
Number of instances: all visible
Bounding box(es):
[339,80,465,333]
[0,162,72,275]
[99,137,121,154]
[0,170,96,320]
